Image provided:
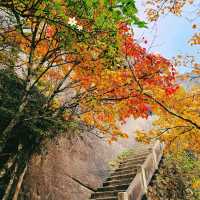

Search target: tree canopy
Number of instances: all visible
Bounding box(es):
[0,0,200,199]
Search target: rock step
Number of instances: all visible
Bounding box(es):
[110,168,137,176]
[128,149,152,154]
[122,155,147,162]
[97,184,129,192]
[125,151,149,156]
[103,178,133,187]
[119,158,145,168]
[130,143,154,148]
[107,172,136,181]
[125,155,149,161]
[129,146,152,151]
[90,143,155,200]
[119,162,144,170]
[90,197,117,200]
[126,151,151,158]
[128,147,152,153]
[119,162,144,169]
[91,190,124,198]
[114,165,139,173]
[123,155,147,163]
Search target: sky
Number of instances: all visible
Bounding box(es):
[134,0,200,73]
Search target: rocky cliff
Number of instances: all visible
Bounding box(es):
[19,116,154,200]
[20,132,135,200]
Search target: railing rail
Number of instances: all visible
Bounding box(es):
[118,140,164,200]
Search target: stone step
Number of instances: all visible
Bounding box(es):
[115,165,140,173]
[90,197,117,200]
[107,172,136,181]
[97,184,129,192]
[122,155,148,163]
[119,161,144,169]
[120,158,146,167]
[123,155,147,162]
[110,168,137,176]
[123,155,147,163]
[131,143,154,148]
[91,190,124,199]
[90,143,156,200]
[126,150,151,158]
[103,178,133,187]
[129,146,152,151]
[129,148,152,152]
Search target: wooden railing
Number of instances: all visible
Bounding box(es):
[118,140,164,200]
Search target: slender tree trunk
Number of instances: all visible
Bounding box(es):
[0,155,17,178]
[2,163,18,200]
[0,97,28,153]
[12,164,28,200]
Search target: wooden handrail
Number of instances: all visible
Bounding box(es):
[118,141,164,200]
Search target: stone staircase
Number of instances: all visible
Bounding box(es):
[90,142,164,200]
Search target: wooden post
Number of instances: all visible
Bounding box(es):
[152,148,158,169]
[118,192,128,200]
[141,166,147,194]
[152,140,161,169]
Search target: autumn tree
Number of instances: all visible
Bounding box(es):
[135,0,200,150]
[135,2,200,196]
[0,0,147,198]
[0,0,192,199]
[0,0,176,198]
[136,85,200,151]
[0,0,178,147]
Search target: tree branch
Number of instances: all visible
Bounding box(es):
[144,92,200,129]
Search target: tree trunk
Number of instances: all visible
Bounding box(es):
[2,163,19,200]
[0,98,28,153]
[0,155,17,178]
[12,164,28,200]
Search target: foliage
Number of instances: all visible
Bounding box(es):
[0,0,173,198]
[1,0,199,199]
[135,0,200,154]
[0,69,66,136]
[136,84,200,154]
[78,24,178,141]
[0,69,67,198]
[147,151,200,200]
[0,0,178,145]
[145,0,194,21]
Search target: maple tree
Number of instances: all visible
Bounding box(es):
[0,0,177,199]
[135,2,200,195]
[135,0,200,151]
[1,0,199,199]
[0,0,146,149]
[0,0,177,147]
[136,85,200,152]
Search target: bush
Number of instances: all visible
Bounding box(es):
[147,151,200,200]
[0,69,67,198]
